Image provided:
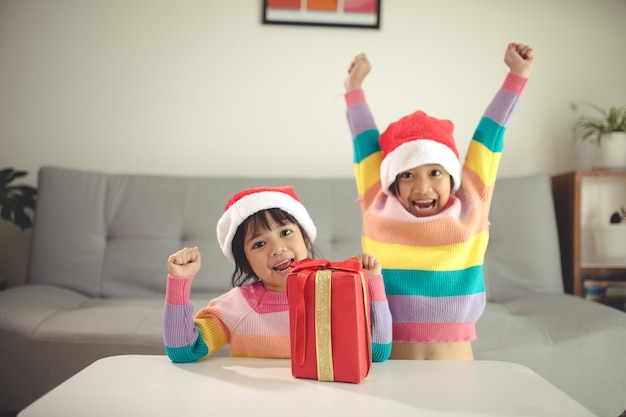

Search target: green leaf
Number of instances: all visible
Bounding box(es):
[570,102,626,145]
[0,167,37,230]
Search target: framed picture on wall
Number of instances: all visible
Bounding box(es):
[262,0,381,29]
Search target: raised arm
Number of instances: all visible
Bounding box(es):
[344,54,383,210]
[464,43,535,191]
[163,247,225,363]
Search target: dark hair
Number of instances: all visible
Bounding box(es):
[230,208,318,287]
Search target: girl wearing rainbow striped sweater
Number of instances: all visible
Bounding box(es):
[343,43,535,360]
[163,186,392,363]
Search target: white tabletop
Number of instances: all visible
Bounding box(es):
[19,355,596,417]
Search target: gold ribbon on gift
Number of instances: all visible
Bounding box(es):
[315,269,334,381]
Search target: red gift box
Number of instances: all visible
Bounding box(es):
[286,258,372,383]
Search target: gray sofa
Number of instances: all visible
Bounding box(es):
[1,165,625,417]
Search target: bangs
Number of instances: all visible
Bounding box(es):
[245,208,297,237]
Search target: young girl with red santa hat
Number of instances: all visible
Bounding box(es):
[343,43,535,360]
[163,186,392,362]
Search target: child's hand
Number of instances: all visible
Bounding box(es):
[168,246,201,277]
[344,53,371,92]
[504,42,535,78]
[357,253,382,275]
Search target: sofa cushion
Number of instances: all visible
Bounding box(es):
[0,284,222,346]
[483,173,564,301]
[476,294,626,351]
[27,167,364,298]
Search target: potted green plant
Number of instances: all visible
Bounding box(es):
[570,103,626,169]
[0,167,37,230]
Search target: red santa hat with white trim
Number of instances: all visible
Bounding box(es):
[216,186,317,264]
[379,110,461,195]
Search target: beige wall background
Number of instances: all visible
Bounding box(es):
[1,0,626,287]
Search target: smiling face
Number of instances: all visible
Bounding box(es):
[393,164,452,217]
[240,210,309,292]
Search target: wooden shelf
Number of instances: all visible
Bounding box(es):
[551,170,626,297]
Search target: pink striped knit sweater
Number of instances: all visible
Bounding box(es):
[163,271,392,362]
[345,72,528,343]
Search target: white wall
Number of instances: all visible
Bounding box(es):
[1,0,626,285]
[2,0,626,182]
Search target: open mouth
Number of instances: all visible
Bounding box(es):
[272,259,294,273]
[412,199,436,211]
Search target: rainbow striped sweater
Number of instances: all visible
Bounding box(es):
[345,72,528,343]
[163,272,392,362]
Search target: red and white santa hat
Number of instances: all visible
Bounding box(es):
[216,186,317,264]
[379,110,461,195]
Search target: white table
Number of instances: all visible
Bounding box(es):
[18,355,597,417]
